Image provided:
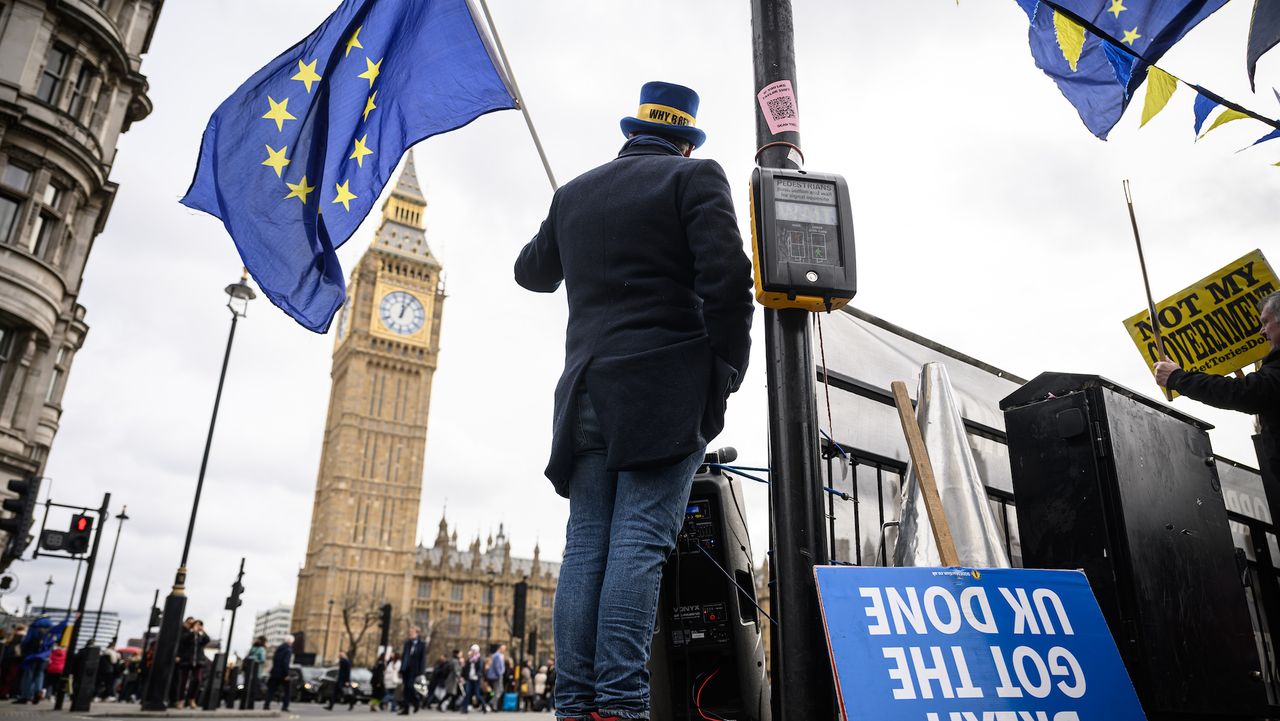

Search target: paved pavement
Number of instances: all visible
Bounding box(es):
[0,702,555,721]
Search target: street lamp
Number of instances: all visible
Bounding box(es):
[141,273,255,711]
[324,598,334,664]
[41,576,52,610]
[90,506,129,645]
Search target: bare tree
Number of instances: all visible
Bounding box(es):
[340,593,379,666]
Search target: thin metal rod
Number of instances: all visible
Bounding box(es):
[41,576,52,609]
[179,312,239,571]
[92,508,127,643]
[477,0,558,191]
[1123,180,1172,401]
[65,561,81,616]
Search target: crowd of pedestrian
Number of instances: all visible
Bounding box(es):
[370,632,555,714]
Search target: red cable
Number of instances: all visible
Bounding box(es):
[695,667,721,721]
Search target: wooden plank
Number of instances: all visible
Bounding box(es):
[890,380,961,567]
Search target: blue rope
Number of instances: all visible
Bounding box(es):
[819,428,849,459]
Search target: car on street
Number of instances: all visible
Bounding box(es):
[315,666,373,704]
[291,665,328,703]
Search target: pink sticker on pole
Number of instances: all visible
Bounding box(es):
[757,80,799,135]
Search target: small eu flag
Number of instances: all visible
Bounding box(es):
[1018,0,1227,139]
[181,0,516,332]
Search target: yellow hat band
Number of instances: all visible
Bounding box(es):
[635,103,697,128]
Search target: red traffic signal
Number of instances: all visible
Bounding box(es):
[67,514,93,554]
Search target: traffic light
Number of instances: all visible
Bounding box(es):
[224,580,244,611]
[512,580,528,640]
[66,513,93,554]
[0,477,41,560]
[148,606,161,629]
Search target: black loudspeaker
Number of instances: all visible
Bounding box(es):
[648,454,770,721]
[1001,372,1264,720]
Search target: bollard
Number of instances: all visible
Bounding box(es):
[203,653,226,710]
[69,646,100,712]
[240,658,258,710]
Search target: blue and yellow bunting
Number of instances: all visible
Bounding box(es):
[181,0,516,332]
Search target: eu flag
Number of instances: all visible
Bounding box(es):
[182,0,516,332]
[1019,0,1227,139]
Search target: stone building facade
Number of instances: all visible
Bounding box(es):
[0,0,161,565]
[413,516,560,666]
[292,154,447,666]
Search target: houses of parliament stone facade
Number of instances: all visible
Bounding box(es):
[292,154,558,665]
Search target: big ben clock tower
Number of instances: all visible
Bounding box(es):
[292,153,444,663]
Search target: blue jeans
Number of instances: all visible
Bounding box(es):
[18,658,46,701]
[553,391,703,719]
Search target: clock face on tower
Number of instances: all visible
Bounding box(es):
[379,290,426,335]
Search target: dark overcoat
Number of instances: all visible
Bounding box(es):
[1169,347,1280,480]
[515,136,754,494]
[400,638,426,680]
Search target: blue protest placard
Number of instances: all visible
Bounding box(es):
[815,567,1146,721]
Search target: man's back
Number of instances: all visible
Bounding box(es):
[515,135,753,486]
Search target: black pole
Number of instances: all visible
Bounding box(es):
[143,284,249,712]
[91,506,129,643]
[210,557,245,709]
[61,492,110,711]
[41,576,52,609]
[750,2,836,720]
[65,559,81,617]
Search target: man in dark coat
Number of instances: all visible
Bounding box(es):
[397,627,426,715]
[1156,290,1280,481]
[326,651,354,711]
[262,634,292,711]
[514,81,753,721]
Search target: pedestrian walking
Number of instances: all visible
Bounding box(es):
[544,661,555,713]
[326,651,355,711]
[245,636,267,704]
[10,618,60,704]
[514,80,752,721]
[460,645,485,714]
[382,652,401,713]
[533,666,547,712]
[485,644,506,711]
[0,625,26,698]
[397,628,425,715]
[262,634,293,711]
[370,654,386,712]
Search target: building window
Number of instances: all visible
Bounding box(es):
[413,609,430,632]
[483,586,494,604]
[479,614,491,639]
[447,612,461,635]
[42,183,61,209]
[450,584,464,602]
[0,196,18,244]
[542,591,552,609]
[36,45,70,104]
[1,164,31,192]
[69,65,97,120]
[29,212,55,257]
[417,580,431,598]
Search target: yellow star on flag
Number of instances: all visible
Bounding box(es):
[263,96,296,132]
[292,59,322,93]
[284,175,315,204]
[363,91,378,121]
[1121,27,1141,45]
[345,26,363,57]
[1108,0,1126,17]
[358,57,383,88]
[350,135,374,168]
[332,179,358,211]
[262,145,291,178]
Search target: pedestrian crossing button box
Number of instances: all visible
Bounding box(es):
[749,167,856,311]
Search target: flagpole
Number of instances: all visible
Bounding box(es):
[476,0,559,192]
[1123,180,1173,401]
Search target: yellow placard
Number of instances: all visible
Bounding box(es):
[1123,249,1278,380]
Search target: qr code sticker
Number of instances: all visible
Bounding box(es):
[767,95,796,122]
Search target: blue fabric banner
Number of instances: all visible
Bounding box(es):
[182,0,516,332]
[815,566,1146,721]
[1021,0,1228,139]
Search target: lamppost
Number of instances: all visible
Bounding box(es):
[141,274,255,711]
[41,576,52,610]
[324,598,334,664]
[486,569,496,649]
[90,506,129,644]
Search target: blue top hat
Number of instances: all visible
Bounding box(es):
[620,81,706,149]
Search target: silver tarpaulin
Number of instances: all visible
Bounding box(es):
[892,362,1011,568]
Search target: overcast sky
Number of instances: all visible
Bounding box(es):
[8,0,1277,656]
